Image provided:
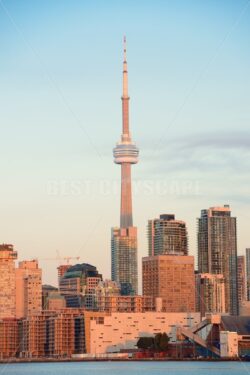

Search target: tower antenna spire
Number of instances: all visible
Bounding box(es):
[123,35,127,62]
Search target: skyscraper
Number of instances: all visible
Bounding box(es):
[111,37,139,295]
[148,214,188,256]
[246,248,250,300]
[0,244,17,319]
[197,205,239,315]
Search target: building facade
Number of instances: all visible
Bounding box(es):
[18,309,85,358]
[42,285,58,309]
[57,264,71,286]
[0,244,17,319]
[96,295,158,313]
[59,263,102,309]
[142,254,195,312]
[86,312,200,354]
[148,214,188,256]
[0,319,18,359]
[46,292,66,311]
[246,248,250,300]
[111,38,139,296]
[195,273,225,316]
[237,255,247,305]
[16,260,42,318]
[198,205,238,315]
[111,227,138,295]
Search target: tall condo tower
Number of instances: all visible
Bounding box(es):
[111,37,139,296]
[148,214,188,256]
[197,205,239,315]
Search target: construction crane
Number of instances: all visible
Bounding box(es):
[37,256,80,265]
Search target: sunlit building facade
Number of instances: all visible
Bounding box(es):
[142,254,195,312]
[148,214,188,256]
[0,244,17,319]
[195,273,225,316]
[237,255,247,304]
[198,205,239,315]
[15,260,42,318]
[59,263,102,309]
[111,227,138,295]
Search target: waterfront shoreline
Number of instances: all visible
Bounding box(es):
[0,357,246,364]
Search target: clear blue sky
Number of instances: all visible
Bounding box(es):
[0,0,250,287]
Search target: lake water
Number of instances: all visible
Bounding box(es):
[0,361,250,375]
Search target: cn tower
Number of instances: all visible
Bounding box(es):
[113,36,139,227]
[111,37,139,296]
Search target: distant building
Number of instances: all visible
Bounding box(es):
[46,311,85,357]
[18,313,48,358]
[57,264,71,286]
[46,292,66,311]
[111,227,138,296]
[195,273,225,316]
[18,309,85,358]
[198,205,238,315]
[96,295,158,313]
[237,255,247,304]
[239,300,250,316]
[95,280,121,297]
[142,254,195,312]
[85,311,200,354]
[15,260,42,318]
[59,263,102,309]
[42,284,58,309]
[148,214,188,256]
[246,248,250,300]
[0,244,17,318]
[220,316,250,357]
[0,319,18,359]
[220,331,238,358]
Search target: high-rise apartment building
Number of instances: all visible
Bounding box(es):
[237,255,247,304]
[142,255,195,312]
[195,273,225,317]
[148,214,188,256]
[0,244,17,318]
[111,38,139,296]
[111,227,138,295]
[59,263,102,309]
[15,260,42,318]
[197,205,238,315]
[246,248,250,300]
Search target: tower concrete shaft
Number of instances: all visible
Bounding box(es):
[113,36,139,228]
[120,163,132,228]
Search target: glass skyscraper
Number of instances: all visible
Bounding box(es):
[198,205,239,315]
